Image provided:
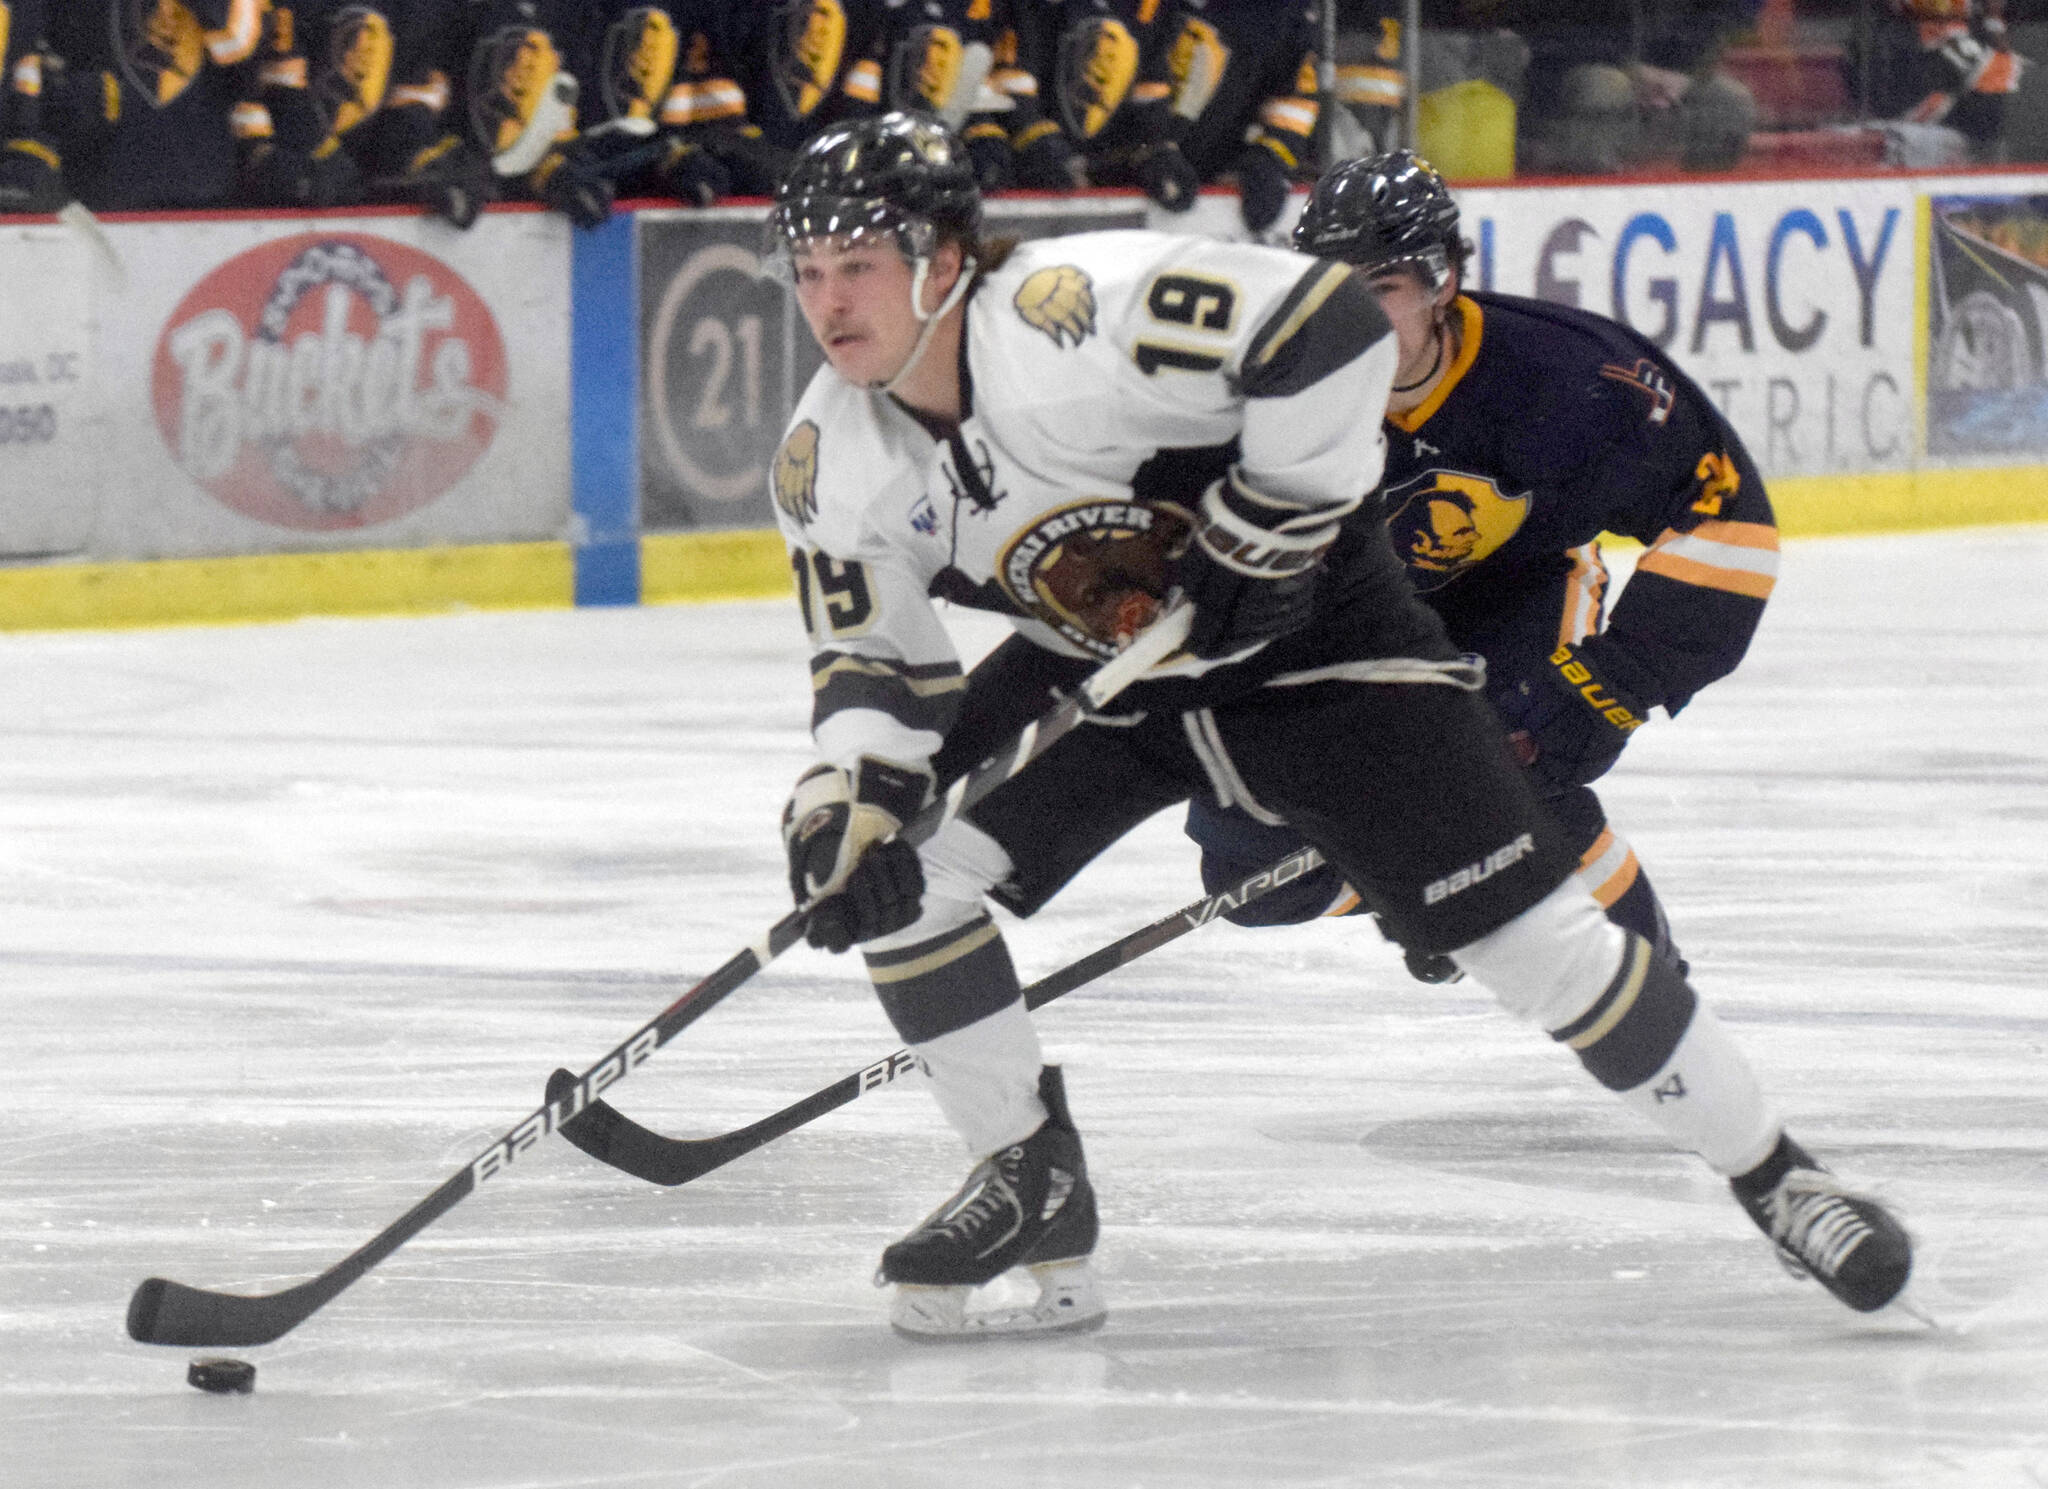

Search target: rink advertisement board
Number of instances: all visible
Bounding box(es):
[1457,178,1919,482]
[3,209,573,566]
[1924,190,2048,461]
[0,221,98,559]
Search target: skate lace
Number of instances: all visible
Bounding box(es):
[1762,1171,1875,1281]
[931,1150,1026,1254]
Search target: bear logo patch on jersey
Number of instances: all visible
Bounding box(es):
[1014,266,1097,349]
[116,0,209,109]
[999,498,1188,658]
[1383,469,1530,590]
[774,421,822,528]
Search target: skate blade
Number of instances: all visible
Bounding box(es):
[890,1260,1107,1342]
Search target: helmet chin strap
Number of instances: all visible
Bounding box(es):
[868,254,979,395]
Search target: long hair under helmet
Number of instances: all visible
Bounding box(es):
[770,111,983,391]
[1292,150,1467,291]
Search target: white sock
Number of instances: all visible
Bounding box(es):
[1616,1004,1781,1176]
[915,999,1047,1157]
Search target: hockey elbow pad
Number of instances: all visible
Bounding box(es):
[0,139,69,214]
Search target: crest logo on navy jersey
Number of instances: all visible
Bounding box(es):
[315,7,397,137]
[773,0,849,119]
[774,420,821,527]
[1014,266,1097,349]
[1055,18,1139,138]
[1383,469,1530,590]
[115,0,208,109]
[600,7,682,123]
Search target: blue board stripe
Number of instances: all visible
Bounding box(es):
[571,214,642,607]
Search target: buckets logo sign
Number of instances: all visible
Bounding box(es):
[153,233,508,530]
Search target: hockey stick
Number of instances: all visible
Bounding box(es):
[546,844,1327,1186]
[124,608,1193,1349]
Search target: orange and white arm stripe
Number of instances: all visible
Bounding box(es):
[1576,826,1641,909]
[843,59,881,103]
[661,78,746,125]
[391,72,451,112]
[1259,96,1319,138]
[206,0,268,66]
[1635,519,1779,601]
[13,53,42,96]
[260,56,307,90]
[1555,541,1610,650]
[230,100,274,139]
[1337,63,1403,109]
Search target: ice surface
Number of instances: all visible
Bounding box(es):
[2,528,2045,1488]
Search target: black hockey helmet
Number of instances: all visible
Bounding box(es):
[770,111,983,261]
[1293,150,1464,288]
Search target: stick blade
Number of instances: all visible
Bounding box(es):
[547,1068,702,1185]
[127,1275,302,1347]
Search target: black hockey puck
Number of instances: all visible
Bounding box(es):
[187,1357,256,1394]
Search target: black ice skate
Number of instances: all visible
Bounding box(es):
[1732,1137,1913,1314]
[878,1065,1105,1340]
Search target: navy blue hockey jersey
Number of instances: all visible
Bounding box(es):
[1379,290,1779,714]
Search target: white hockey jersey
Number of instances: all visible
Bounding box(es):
[769,229,1398,770]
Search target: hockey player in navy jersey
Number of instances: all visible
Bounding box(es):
[1187,150,1779,984]
[1161,0,1324,232]
[763,111,1911,1339]
[44,0,269,211]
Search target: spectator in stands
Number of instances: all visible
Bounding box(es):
[1860,0,2025,161]
[1517,0,1763,173]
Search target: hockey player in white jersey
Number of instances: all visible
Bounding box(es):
[767,111,1914,1339]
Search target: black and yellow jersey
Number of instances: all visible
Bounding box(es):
[47,0,269,209]
[1166,0,1322,178]
[1380,289,1779,715]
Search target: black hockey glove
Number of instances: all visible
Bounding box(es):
[1173,473,1336,659]
[242,140,365,209]
[657,139,730,207]
[1135,143,1200,212]
[0,140,69,214]
[1013,125,1081,190]
[698,123,793,197]
[532,145,614,229]
[378,137,495,229]
[782,757,933,953]
[1496,636,1659,793]
[1233,142,1292,233]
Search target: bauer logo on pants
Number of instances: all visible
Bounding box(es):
[152,233,509,531]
